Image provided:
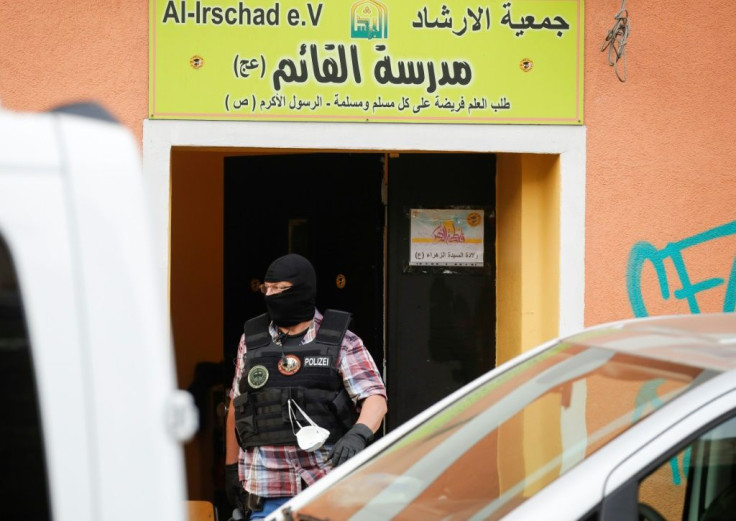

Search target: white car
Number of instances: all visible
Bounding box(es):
[0,105,198,521]
[268,313,736,521]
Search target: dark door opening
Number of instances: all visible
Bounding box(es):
[223,153,385,386]
[386,153,496,429]
[201,150,497,514]
[223,152,496,433]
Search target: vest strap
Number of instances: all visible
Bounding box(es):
[316,309,352,346]
[244,313,272,349]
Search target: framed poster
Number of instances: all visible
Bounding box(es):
[409,208,484,267]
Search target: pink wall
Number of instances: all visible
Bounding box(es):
[0,1,148,143]
[2,1,734,325]
[584,1,736,324]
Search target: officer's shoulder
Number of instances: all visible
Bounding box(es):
[342,329,362,345]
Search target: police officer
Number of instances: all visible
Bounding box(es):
[225,254,387,520]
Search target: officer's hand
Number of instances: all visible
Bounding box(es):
[328,423,374,467]
[225,463,245,508]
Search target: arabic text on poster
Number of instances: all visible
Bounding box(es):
[410,209,485,266]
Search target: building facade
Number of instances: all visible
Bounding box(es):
[3,0,734,504]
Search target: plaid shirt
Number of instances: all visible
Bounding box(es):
[230,310,387,498]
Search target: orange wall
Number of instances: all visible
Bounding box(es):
[496,153,560,363]
[584,2,736,324]
[170,149,224,388]
[0,1,148,144]
[2,0,734,326]
[170,149,225,500]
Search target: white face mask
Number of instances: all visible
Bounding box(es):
[296,424,330,452]
[288,399,330,452]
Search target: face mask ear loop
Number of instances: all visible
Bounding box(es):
[288,398,319,428]
[288,399,304,436]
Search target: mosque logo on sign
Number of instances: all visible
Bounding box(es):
[350,0,388,39]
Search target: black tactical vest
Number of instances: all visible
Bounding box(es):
[233,310,359,449]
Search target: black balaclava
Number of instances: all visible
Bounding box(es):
[263,254,316,327]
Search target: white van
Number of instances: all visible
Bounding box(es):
[0,105,198,521]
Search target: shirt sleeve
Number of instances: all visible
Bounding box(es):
[230,333,247,400]
[338,331,387,403]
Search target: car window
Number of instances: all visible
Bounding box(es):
[293,341,715,521]
[638,415,736,521]
[0,235,52,520]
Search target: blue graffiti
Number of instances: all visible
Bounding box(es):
[627,220,736,317]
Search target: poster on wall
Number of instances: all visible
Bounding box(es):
[149,0,584,124]
[410,209,484,266]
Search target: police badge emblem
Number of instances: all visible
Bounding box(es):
[278,354,302,376]
[247,365,269,388]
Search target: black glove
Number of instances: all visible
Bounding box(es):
[225,463,245,509]
[328,423,374,467]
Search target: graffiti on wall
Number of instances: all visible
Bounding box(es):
[627,220,736,317]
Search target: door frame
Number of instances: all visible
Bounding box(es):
[143,120,586,338]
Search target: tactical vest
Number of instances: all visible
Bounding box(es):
[233,310,359,449]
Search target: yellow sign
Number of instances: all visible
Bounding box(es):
[149,0,583,124]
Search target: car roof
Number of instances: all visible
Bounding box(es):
[562,313,736,371]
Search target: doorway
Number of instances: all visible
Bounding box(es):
[223,153,386,385]
[159,121,580,507]
[167,140,568,501]
[223,152,496,429]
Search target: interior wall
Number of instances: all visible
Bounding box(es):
[522,154,561,347]
[496,154,563,491]
[170,148,225,499]
[496,154,523,363]
[496,153,561,364]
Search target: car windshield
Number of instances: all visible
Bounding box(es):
[294,340,715,520]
